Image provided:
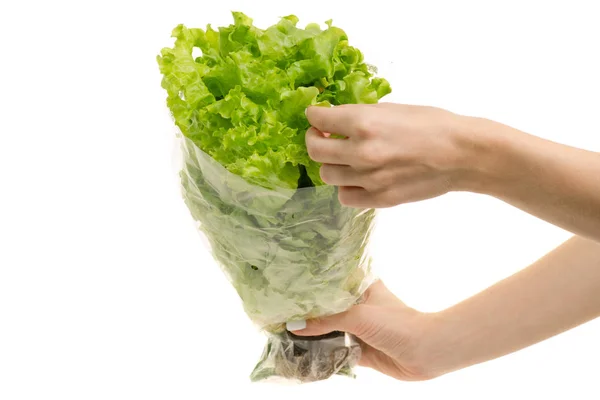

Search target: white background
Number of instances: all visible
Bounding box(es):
[1,1,599,399]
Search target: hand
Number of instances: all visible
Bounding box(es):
[306,102,600,240]
[291,237,600,382]
[289,280,438,381]
[305,103,475,208]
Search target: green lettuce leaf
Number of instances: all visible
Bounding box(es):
[157,11,391,190]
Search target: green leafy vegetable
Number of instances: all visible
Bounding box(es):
[158,11,391,383]
[157,11,391,191]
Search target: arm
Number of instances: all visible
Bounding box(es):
[289,235,600,381]
[456,117,600,242]
[304,104,600,242]
[422,235,600,376]
[300,104,600,380]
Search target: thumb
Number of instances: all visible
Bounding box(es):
[288,305,369,337]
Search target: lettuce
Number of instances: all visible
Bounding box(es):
[157,11,391,191]
[157,11,391,383]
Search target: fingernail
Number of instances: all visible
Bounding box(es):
[286,320,306,331]
[305,107,309,117]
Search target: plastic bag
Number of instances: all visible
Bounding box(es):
[176,133,377,383]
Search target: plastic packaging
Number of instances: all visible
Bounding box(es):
[176,133,377,383]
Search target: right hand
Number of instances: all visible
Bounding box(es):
[289,280,440,381]
[305,103,478,209]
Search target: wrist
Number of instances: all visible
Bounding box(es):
[406,311,465,379]
[397,307,488,380]
[450,115,524,196]
[414,301,517,378]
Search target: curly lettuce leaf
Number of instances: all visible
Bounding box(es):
[157,11,391,190]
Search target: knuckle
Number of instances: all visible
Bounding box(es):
[378,144,396,165]
[356,142,380,166]
[355,117,374,138]
[354,109,380,138]
[370,169,395,191]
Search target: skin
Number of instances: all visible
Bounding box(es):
[304,103,600,241]
[289,103,600,380]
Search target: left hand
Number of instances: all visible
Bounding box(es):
[289,280,439,381]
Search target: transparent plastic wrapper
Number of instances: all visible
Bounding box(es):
[176,134,377,383]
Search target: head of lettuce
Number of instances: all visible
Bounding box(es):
[157,11,391,383]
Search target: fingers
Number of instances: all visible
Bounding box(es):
[306,127,354,165]
[289,281,396,337]
[319,164,364,187]
[306,104,370,138]
[338,186,386,208]
[289,304,373,338]
[289,309,354,337]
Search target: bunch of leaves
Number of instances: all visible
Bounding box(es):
[157,11,391,191]
[178,137,375,332]
[158,12,390,382]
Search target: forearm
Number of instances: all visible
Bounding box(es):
[421,236,600,376]
[457,117,600,242]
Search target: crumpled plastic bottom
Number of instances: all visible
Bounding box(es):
[250,330,362,383]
